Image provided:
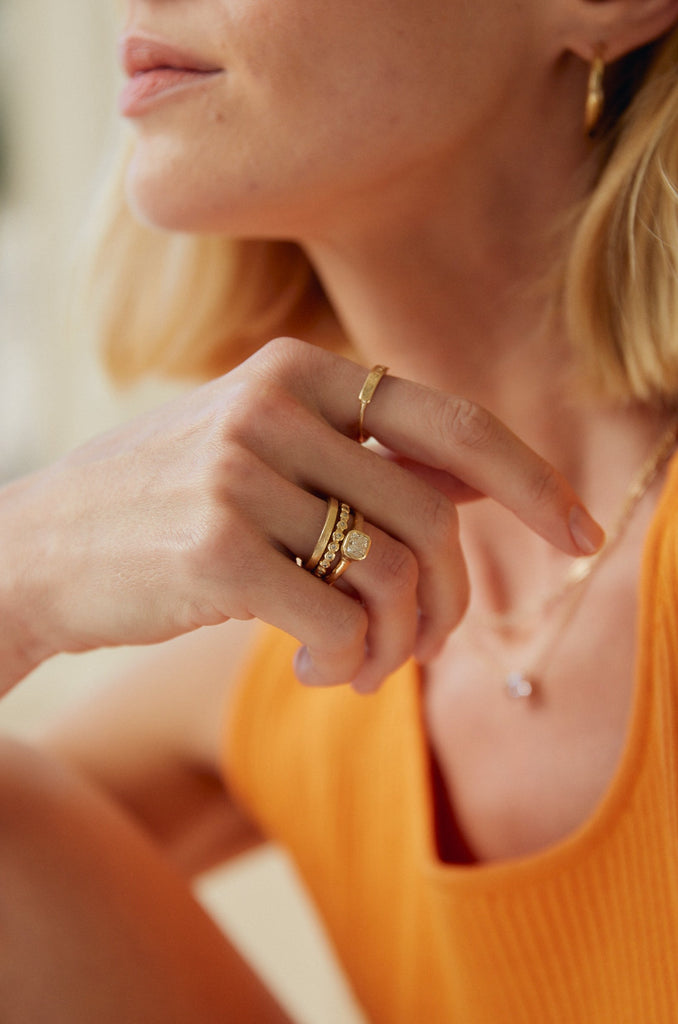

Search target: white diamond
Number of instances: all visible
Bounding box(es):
[343,530,371,560]
[506,671,533,699]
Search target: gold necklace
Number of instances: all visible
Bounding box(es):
[465,421,678,699]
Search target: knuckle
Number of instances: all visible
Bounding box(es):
[326,600,369,650]
[247,336,340,413]
[417,487,459,551]
[202,440,251,492]
[220,376,303,450]
[372,538,419,593]
[249,336,310,385]
[179,598,229,631]
[210,443,263,507]
[441,396,497,450]
[217,378,271,442]
[181,505,254,583]
[530,459,564,508]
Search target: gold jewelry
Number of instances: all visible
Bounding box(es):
[357,365,389,444]
[473,421,678,639]
[314,502,352,578]
[584,52,605,136]
[304,497,340,571]
[466,420,678,699]
[325,512,372,585]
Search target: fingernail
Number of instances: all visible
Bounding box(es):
[350,672,382,695]
[569,504,606,555]
[293,645,314,685]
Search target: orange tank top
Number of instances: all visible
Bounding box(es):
[222,457,678,1023]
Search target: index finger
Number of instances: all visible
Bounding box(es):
[303,351,605,556]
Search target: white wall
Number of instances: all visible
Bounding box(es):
[0,0,174,478]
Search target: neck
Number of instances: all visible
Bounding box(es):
[301,76,598,447]
[299,128,673,616]
[308,221,670,506]
[307,226,567,435]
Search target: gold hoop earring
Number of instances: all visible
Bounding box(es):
[584,53,605,136]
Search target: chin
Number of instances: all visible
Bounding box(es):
[124,129,350,244]
[127,167,282,241]
[126,156,214,233]
[126,184,204,234]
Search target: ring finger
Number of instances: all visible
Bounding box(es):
[231,457,422,688]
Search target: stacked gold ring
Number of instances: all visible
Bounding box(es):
[300,496,372,584]
[314,502,352,578]
[298,368,384,583]
[324,512,372,584]
[304,497,339,571]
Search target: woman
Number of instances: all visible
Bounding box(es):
[1,0,678,1020]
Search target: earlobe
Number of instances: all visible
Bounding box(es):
[562,0,678,63]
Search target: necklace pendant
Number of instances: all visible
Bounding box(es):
[505,670,534,699]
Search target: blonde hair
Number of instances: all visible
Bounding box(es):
[88,30,678,404]
[81,141,338,382]
[566,30,678,408]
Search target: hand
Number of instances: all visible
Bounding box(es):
[0,337,603,695]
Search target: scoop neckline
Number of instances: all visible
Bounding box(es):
[412,451,678,891]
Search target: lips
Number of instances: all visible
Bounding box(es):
[118,36,224,116]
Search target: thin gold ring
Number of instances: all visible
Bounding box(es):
[325,512,372,585]
[357,365,389,444]
[304,497,339,571]
[314,503,352,578]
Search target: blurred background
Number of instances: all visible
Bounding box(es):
[0,3,364,1020]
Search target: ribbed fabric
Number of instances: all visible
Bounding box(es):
[222,456,678,1024]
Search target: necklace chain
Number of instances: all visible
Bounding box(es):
[466,420,678,699]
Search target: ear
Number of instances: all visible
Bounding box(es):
[558,0,678,62]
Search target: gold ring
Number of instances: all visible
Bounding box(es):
[325,512,372,585]
[314,503,352,578]
[357,365,388,444]
[304,497,339,570]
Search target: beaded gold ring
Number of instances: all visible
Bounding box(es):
[314,502,352,578]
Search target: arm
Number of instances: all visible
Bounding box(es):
[0,338,603,705]
[0,339,601,1022]
[39,618,266,877]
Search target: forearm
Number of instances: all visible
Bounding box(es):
[0,736,294,1024]
[43,730,265,879]
[37,621,267,879]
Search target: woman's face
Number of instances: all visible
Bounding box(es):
[121,0,540,240]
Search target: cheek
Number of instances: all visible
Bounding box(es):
[122,4,485,236]
[123,81,275,234]
[123,81,387,237]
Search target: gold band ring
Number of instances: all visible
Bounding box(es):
[314,502,352,578]
[304,497,339,570]
[357,365,389,444]
[325,512,372,585]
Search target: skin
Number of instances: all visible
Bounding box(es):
[123,0,544,238]
[2,0,678,1018]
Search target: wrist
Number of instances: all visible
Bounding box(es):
[0,474,60,694]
